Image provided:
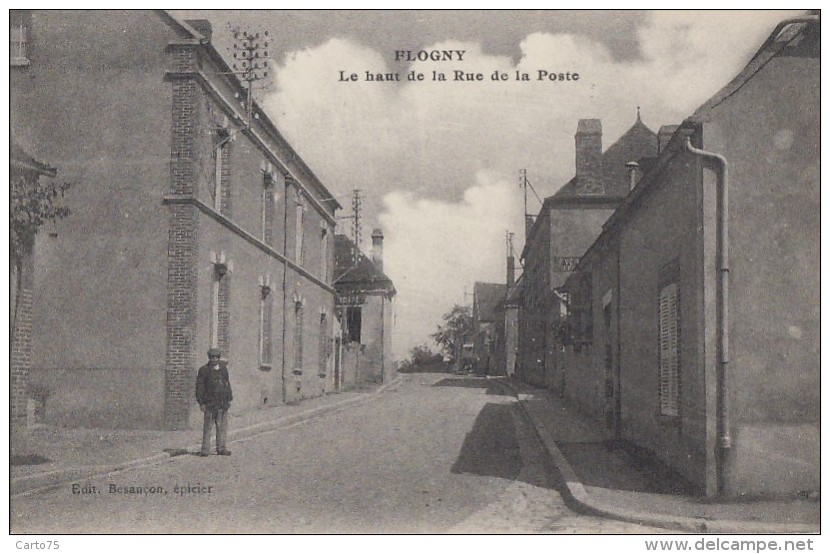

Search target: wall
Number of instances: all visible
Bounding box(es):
[11,11,178,429]
[189,81,336,417]
[517,212,550,387]
[705,54,819,495]
[339,293,388,385]
[617,149,711,491]
[562,240,618,424]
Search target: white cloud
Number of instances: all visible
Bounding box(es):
[261,11,799,358]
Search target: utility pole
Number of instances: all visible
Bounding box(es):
[519,169,543,237]
[519,169,528,233]
[231,29,271,122]
[351,189,362,266]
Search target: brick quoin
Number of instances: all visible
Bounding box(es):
[218,272,231,359]
[11,246,35,433]
[11,287,33,430]
[164,47,200,430]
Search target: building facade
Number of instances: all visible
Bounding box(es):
[559,16,819,497]
[517,116,657,392]
[333,230,396,387]
[472,282,507,376]
[11,10,342,431]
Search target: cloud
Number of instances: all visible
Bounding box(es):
[261,11,799,358]
[378,170,524,355]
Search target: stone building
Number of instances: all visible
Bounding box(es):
[333,230,396,387]
[559,15,819,497]
[517,116,657,392]
[11,10,342,430]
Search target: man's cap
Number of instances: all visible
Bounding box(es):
[207,348,222,357]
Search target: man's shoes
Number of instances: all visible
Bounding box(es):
[218,450,232,456]
[197,452,209,457]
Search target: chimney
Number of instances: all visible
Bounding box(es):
[184,19,213,42]
[625,161,640,191]
[658,124,679,154]
[507,256,515,287]
[575,119,603,195]
[371,228,384,272]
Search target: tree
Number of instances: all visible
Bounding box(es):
[10,173,70,258]
[10,172,70,326]
[431,304,473,361]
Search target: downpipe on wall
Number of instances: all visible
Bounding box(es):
[685,137,731,494]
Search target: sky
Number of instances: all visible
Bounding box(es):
[177,9,801,359]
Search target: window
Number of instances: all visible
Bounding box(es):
[294,300,304,370]
[10,11,29,66]
[258,279,273,371]
[210,255,230,353]
[320,223,329,282]
[214,131,230,213]
[346,306,362,344]
[318,312,328,377]
[261,171,275,245]
[294,194,305,265]
[658,260,681,418]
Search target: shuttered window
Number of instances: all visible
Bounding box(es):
[658,281,680,417]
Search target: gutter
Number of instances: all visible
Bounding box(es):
[684,138,731,494]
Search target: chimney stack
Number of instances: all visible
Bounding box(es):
[575,119,603,195]
[371,228,384,272]
[625,161,640,191]
[658,124,679,154]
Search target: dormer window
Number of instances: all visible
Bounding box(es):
[10,11,30,66]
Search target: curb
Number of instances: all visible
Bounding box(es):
[11,378,402,498]
[495,379,819,534]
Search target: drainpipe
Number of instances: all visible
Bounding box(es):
[685,137,730,493]
[281,176,290,403]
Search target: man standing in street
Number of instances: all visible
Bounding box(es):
[195,348,233,456]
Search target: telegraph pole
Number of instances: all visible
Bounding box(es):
[351,189,362,266]
[231,29,271,121]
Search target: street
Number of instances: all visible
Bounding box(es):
[11,373,663,533]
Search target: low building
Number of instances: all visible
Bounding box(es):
[333,230,396,387]
[560,15,819,497]
[517,115,657,391]
[11,10,342,431]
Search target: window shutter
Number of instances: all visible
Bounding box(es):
[658,282,680,417]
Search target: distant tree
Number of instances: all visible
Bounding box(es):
[431,304,473,361]
[398,344,444,373]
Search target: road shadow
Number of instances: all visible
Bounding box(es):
[451,402,522,482]
[432,377,508,396]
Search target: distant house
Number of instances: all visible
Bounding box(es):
[333,230,396,387]
[560,15,819,497]
[472,282,507,376]
[11,10,342,431]
[517,115,657,391]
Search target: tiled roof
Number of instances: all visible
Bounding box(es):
[474,282,507,323]
[333,234,395,294]
[552,116,658,200]
[686,15,819,126]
